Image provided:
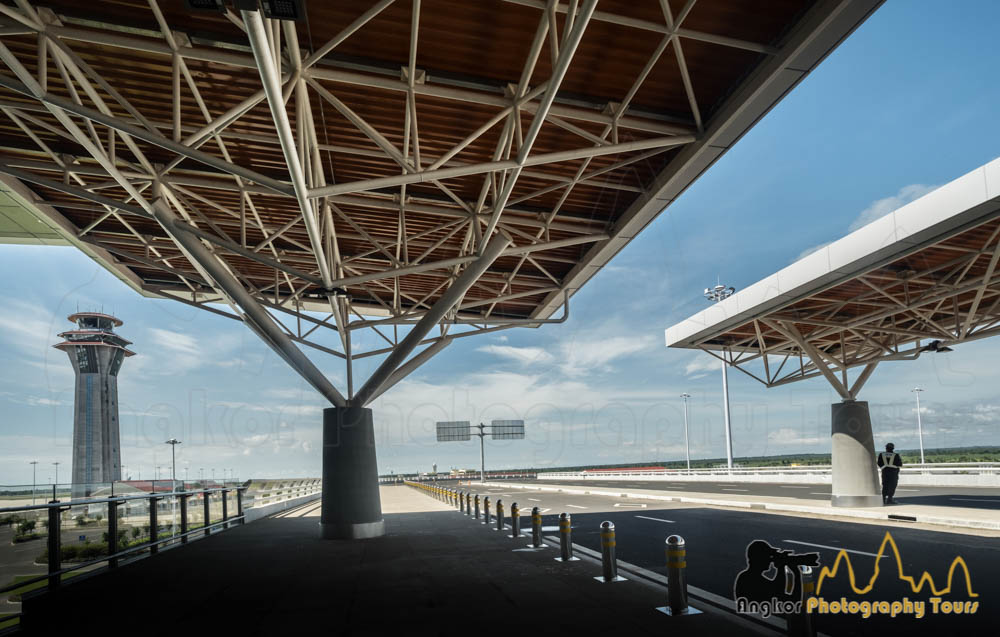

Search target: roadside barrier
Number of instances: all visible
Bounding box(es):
[656,534,700,615]
[596,521,625,582]
[458,490,464,512]
[530,506,544,548]
[555,512,577,562]
[787,565,816,637]
[466,492,471,515]
[496,499,504,531]
[510,502,520,538]
[483,496,491,524]
[474,494,480,519]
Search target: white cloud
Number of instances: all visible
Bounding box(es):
[848,183,939,232]
[683,354,719,379]
[558,335,651,377]
[477,344,554,365]
[767,427,826,446]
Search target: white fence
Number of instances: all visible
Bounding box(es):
[538,463,1000,487]
[243,478,322,522]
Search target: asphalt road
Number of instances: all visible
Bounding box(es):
[523,478,1000,510]
[470,485,997,637]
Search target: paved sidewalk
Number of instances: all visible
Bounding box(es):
[484,481,1000,533]
[18,486,775,636]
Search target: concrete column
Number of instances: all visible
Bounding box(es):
[320,407,385,539]
[830,401,881,507]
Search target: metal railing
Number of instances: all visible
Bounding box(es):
[0,486,246,601]
[241,479,322,508]
[539,462,1000,479]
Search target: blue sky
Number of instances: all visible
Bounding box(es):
[2,0,1000,483]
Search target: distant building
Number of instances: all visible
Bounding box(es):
[54,312,134,496]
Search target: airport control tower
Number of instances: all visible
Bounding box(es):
[54,313,134,496]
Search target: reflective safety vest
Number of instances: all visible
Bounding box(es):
[879,452,900,471]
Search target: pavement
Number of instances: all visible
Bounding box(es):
[462,482,997,636]
[15,486,777,636]
[480,479,1000,532]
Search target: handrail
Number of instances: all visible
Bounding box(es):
[0,485,247,600]
[539,462,1000,478]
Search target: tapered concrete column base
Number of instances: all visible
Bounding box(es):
[320,407,385,539]
[831,401,882,508]
[319,520,385,540]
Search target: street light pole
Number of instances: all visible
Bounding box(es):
[29,461,38,505]
[680,394,691,472]
[52,462,59,489]
[911,388,926,465]
[704,284,736,473]
[165,439,181,492]
[477,423,486,483]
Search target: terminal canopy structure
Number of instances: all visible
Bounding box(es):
[666,158,1000,506]
[0,0,880,536]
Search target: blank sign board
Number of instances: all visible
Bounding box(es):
[436,421,471,441]
[491,420,525,439]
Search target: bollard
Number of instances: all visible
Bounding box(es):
[657,535,700,615]
[510,502,520,538]
[466,492,472,516]
[495,499,504,531]
[483,496,491,525]
[595,521,625,582]
[458,490,464,512]
[786,565,816,637]
[474,494,480,519]
[554,513,578,562]
[530,506,544,548]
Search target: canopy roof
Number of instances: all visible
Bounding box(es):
[0,0,880,406]
[666,158,1000,398]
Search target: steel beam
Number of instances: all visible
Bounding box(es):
[351,234,511,407]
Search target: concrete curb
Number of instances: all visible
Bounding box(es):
[480,482,1000,531]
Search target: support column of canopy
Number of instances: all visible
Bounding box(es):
[765,320,882,507]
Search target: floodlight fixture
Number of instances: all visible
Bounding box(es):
[260,0,306,21]
[184,0,226,12]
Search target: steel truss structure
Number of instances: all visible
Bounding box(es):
[0,0,879,407]
[667,161,1000,401]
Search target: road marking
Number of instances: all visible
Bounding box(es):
[951,498,1000,503]
[780,486,812,489]
[782,540,886,559]
[896,489,920,492]
[613,503,646,508]
[635,515,675,523]
[528,498,540,501]
[809,493,830,496]
[566,504,587,509]
[721,488,749,492]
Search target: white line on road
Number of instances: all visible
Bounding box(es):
[722,488,749,492]
[566,504,587,509]
[809,493,830,496]
[951,498,1000,503]
[780,486,812,489]
[635,515,675,523]
[528,498,540,501]
[613,503,647,508]
[783,540,885,558]
[896,489,920,492]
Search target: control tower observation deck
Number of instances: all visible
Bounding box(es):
[53,312,135,495]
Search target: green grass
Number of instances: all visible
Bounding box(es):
[3,570,84,602]
[0,612,19,629]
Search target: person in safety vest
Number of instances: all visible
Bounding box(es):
[877,442,903,505]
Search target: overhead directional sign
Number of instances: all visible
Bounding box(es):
[490,420,525,440]
[436,421,471,442]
